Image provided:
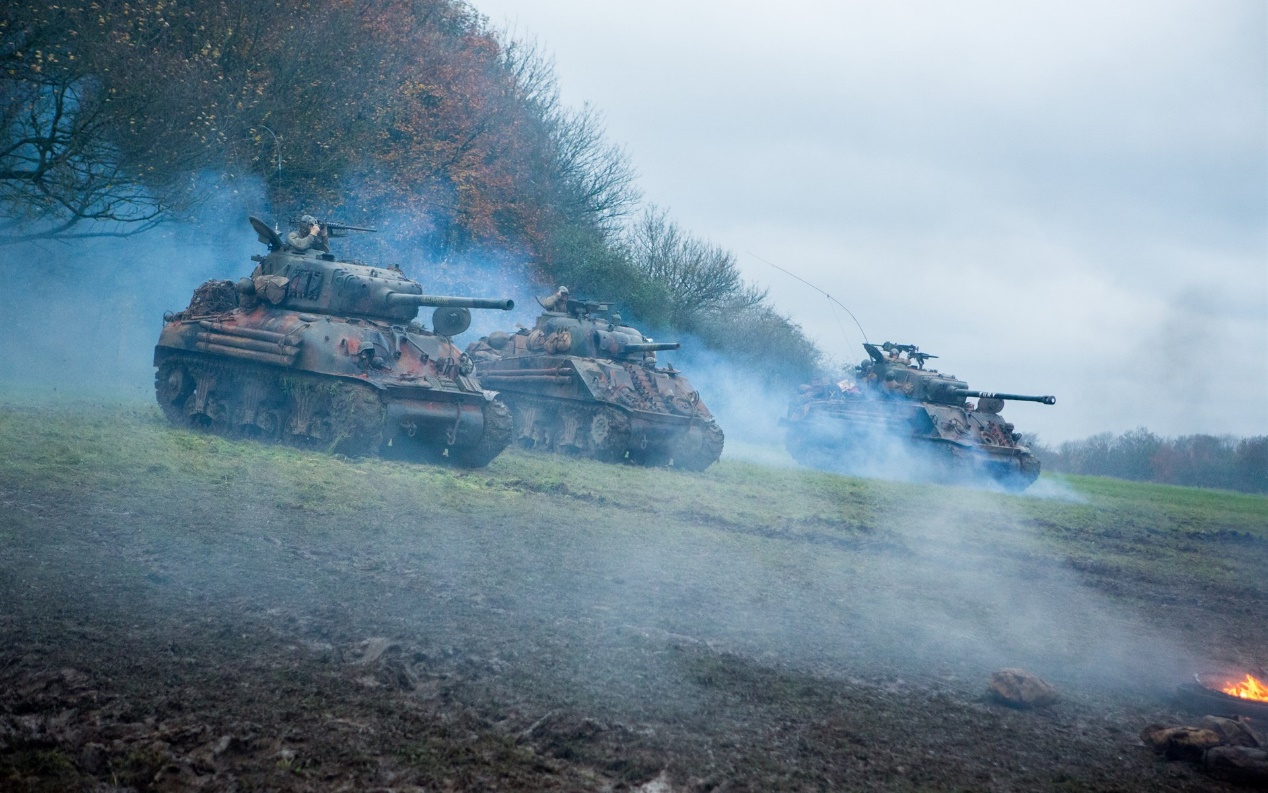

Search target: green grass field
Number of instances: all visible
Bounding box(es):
[4,400,1262,550]
[3,399,1264,600]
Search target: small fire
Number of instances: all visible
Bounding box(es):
[1221,674,1268,702]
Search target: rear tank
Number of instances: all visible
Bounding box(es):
[782,342,1055,490]
[153,217,516,466]
[466,290,724,470]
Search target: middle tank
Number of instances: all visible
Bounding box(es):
[466,288,724,470]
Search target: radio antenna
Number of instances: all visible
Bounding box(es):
[746,251,869,345]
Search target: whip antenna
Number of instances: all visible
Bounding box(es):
[746,251,869,344]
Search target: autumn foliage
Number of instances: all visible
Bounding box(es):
[0,0,819,379]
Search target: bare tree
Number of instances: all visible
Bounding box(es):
[0,10,168,243]
[498,32,640,231]
[626,206,765,320]
[0,79,171,243]
[0,1,235,244]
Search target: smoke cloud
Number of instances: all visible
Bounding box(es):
[0,189,1200,737]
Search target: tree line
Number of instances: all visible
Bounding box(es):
[1029,429,1268,495]
[0,0,819,381]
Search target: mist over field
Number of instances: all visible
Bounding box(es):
[1,1,1266,789]
[0,187,549,401]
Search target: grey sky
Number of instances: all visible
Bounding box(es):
[475,0,1267,441]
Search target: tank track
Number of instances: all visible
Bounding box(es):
[503,393,723,469]
[668,419,724,471]
[155,353,506,466]
[784,423,1040,490]
[504,394,629,463]
[450,400,513,468]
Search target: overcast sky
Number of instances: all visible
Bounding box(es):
[473,0,1267,442]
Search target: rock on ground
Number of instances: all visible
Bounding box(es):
[1203,745,1268,787]
[987,669,1059,709]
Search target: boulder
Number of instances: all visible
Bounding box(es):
[1200,716,1260,749]
[1203,745,1268,786]
[987,669,1059,708]
[1140,725,1224,762]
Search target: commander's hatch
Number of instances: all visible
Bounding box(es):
[249,216,284,251]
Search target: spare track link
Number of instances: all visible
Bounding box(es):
[625,364,672,413]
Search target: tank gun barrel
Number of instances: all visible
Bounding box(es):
[956,389,1056,405]
[385,292,514,311]
[622,342,681,353]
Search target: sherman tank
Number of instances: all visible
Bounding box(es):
[153,217,515,466]
[465,289,724,470]
[782,342,1055,489]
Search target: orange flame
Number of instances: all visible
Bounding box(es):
[1221,674,1268,702]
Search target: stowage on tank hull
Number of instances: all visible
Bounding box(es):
[782,342,1052,490]
[468,295,724,470]
[152,218,515,467]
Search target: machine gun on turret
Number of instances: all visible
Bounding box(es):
[291,218,378,237]
[566,298,612,318]
[870,341,938,369]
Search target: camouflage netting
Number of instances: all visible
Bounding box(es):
[170,280,239,321]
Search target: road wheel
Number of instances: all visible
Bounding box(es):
[588,407,630,463]
[154,359,195,426]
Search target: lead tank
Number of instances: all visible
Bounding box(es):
[466,291,724,470]
[782,342,1055,489]
[153,217,515,466]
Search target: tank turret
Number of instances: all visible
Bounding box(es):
[152,216,516,467]
[241,218,513,332]
[466,291,724,470]
[783,341,1054,490]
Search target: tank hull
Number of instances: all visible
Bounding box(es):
[475,355,724,470]
[783,398,1041,490]
[154,304,511,466]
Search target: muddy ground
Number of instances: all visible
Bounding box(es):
[1,407,1266,791]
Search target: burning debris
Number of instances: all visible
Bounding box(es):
[1144,671,1268,787]
[1225,674,1268,703]
[1180,672,1268,721]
